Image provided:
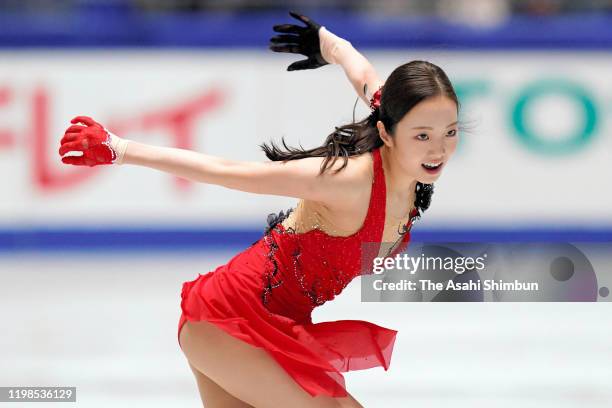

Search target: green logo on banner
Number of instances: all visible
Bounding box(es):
[512,80,598,155]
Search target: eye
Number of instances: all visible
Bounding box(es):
[416,133,429,141]
[446,129,457,137]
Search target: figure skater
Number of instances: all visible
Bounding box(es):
[58,11,460,408]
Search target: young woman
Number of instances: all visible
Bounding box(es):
[58,12,459,408]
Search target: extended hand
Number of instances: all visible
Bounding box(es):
[59,116,121,166]
[269,11,328,71]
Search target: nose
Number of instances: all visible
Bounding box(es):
[428,138,446,159]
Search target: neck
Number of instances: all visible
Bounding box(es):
[379,145,418,205]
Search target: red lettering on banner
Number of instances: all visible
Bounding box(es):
[20,85,224,193]
[0,87,14,148]
[107,88,225,192]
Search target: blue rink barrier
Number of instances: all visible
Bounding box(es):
[1,11,612,49]
[0,227,611,252]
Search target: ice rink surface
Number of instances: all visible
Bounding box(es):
[1,250,611,408]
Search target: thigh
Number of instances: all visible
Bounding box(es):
[187,361,253,408]
[179,319,343,408]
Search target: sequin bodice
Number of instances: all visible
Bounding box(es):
[257,147,419,321]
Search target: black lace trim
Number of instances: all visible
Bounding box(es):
[261,231,283,306]
[263,207,294,235]
[260,207,296,306]
[415,182,433,212]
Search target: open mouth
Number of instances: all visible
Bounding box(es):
[421,161,443,174]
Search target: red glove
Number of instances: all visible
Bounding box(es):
[59,116,127,166]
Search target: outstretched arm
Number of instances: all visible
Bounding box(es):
[318,27,384,106]
[58,116,363,206]
[269,12,383,107]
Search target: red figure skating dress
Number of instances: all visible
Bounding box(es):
[178,146,420,398]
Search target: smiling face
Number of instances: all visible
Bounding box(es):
[377,95,459,184]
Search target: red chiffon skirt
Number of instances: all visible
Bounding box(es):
[177,258,398,398]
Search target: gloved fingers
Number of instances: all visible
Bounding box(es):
[61,150,108,167]
[289,11,313,27]
[272,23,304,35]
[270,34,300,44]
[64,124,86,134]
[61,125,86,144]
[61,132,81,144]
[269,44,301,54]
[287,59,315,71]
[70,116,98,127]
[61,155,86,166]
[59,139,88,156]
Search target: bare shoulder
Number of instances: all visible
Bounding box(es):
[312,151,374,213]
[283,152,374,236]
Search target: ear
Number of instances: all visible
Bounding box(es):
[376,120,394,147]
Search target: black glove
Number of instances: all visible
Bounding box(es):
[269,11,329,71]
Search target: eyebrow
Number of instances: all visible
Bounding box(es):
[411,121,458,130]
